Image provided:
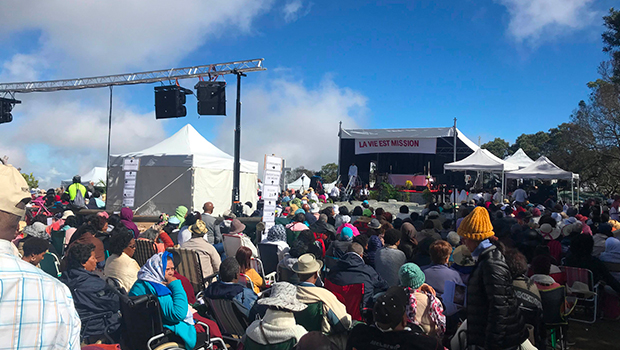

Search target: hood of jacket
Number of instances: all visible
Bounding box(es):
[120,207,134,221]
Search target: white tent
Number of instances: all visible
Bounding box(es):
[503,148,535,169]
[506,156,579,204]
[61,166,107,188]
[287,173,311,191]
[108,124,258,216]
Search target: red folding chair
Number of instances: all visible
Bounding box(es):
[324,279,365,321]
[560,266,599,323]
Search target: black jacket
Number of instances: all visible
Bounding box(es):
[60,268,121,338]
[326,252,389,308]
[466,245,528,350]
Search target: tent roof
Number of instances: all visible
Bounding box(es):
[112,124,258,173]
[340,127,479,152]
[444,148,519,172]
[62,166,107,186]
[288,173,310,190]
[506,156,579,180]
[503,148,535,169]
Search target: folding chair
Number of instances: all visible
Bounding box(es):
[324,279,365,321]
[561,266,599,323]
[251,257,276,286]
[167,247,217,296]
[540,286,576,350]
[257,243,279,275]
[106,276,127,295]
[294,301,324,332]
[39,252,61,278]
[134,239,157,266]
[238,273,256,291]
[50,229,66,256]
[203,296,249,346]
[222,234,242,258]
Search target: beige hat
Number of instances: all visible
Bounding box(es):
[0,164,31,217]
[291,253,323,274]
[61,210,75,220]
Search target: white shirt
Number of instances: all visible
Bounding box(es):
[178,228,192,245]
[512,188,528,203]
[330,186,340,197]
[348,165,358,177]
[0,239,81,349]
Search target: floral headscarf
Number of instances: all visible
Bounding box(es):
[404,287,446,338]
[267,224,287,242]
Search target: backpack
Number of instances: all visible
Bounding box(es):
[71,184,86,209]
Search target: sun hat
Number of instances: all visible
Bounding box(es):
[340,226,354,241]
[168,216,181,225]
[428,211,439,218]
[538,223,561,240]
[230,219,246,234]
[452,245,475,267]
[23,222,49,239]
[257,282,307,312]
[567,281,595,297]
[310,202,320,214]
[62,210,75,220]
[341,215,351,224]
[292,253,323,274]
[0,163,31,217]
[222,209,236,219]
[373,286,408,330]
[332,205,339,215]
[362,209,373,217]
[447,231,461,246]
[190,220,208,237]
[457,206,494,241]
[368,218,381,229]
[551,212,562,223]
[398,263,425,289]
[531,208,541,217]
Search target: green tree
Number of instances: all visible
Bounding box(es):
[602,8,620,83]
[21,172,39,189]
[511,131,550,159]
[481,138,511,158]
[320,163,338,183]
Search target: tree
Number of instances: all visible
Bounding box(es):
[21,172,39,189]
[602,8,620,83]
[511,131,550,159]
[284,166,315,184]
[481,138,511,158]
[320,163,338,183]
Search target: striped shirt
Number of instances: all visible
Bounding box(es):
[0,239,81,349]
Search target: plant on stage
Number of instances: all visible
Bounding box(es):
[404,180,413,190]
[422,188,434,204]
[373,182,400,202]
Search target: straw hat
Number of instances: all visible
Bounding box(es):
[457,206,494,241]
[257,282,307,312]
[291,253,323,274]
[452,245,475,267]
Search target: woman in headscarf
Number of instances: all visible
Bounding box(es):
[335,215,360,237]
[398,263,446,339]
[129,252,198,350]
[600,237,620,283]
[399,222,418,261]
[120,207,140,239]
[366,234,383,267]
[173,205,189,228]
[261,224,290,261]
[325,226,354,270]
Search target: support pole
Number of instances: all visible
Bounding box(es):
[571,178,574,205]
[232,70,246,214]
[105,86,113,202]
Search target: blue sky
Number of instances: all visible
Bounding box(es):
[0,0,615,187]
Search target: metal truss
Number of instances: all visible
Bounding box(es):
[0,58,265,93]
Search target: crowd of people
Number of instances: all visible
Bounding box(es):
[2,159,620,350]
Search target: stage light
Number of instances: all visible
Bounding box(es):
[195,81,226,116]
[0,98,21,125]
[154,85,193,119]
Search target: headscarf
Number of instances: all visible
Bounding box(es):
[340,226,354,242]
[173,206,188,228]
[24,222,49,240]
[267,224,287,242]
[400,222,417,244]
[367,235,383,266]
[120,207,140,239]
[404,287,446,338]
[601,237,620,264]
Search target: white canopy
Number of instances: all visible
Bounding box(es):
[506,156,579,180]
[444,148,519,172]
[288,173,311,191]
[503,148,535,169]
[113,124,258,173]
[61,166,107,187]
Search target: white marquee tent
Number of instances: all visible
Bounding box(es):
[503,148,535,169]
[506,156,579,203]
[287,173,311,191]
[107,124,258,216]
[61,166,107,188]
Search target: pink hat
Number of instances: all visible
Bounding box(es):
[97,211,109,219]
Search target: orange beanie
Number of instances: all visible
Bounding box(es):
[457,206,494,241]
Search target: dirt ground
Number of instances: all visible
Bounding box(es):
[569,320,620,350]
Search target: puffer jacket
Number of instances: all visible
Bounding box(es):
[467,245,528,350]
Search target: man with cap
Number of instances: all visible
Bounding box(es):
[181,220,221,280]
[458,206,528,350]
[345,286,442,350]
[0,161,82,348]
[294,254,352,338]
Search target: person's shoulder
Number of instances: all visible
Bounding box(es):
[1,253,72,292]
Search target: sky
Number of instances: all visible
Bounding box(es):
[0,0,615,188]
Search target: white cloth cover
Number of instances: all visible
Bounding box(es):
[193,168,258,217]
[503,148,535,169]
[287,174,311,191]
[444,148,519,172]
[505,156,578,180]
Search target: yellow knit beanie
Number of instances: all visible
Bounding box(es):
[457,206,494,241]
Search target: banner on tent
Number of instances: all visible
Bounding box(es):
[354,138,436,155]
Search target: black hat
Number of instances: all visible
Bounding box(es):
[373,286,407,330]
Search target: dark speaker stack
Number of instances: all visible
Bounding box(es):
[155,86,192,119]
[195,81,226,116]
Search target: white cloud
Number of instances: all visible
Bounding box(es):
[283,0,312,23]
[214,74,368,173]
[496,0,598,43]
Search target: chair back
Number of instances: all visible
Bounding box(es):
[204,297,248,341]
[560,266,598,323]
[223,234,242,258]
[257,243,279,275]
[324,279,364,321]
[239,273,255,291]
[294,301,324,332]
[540,286,568,326]
[243,336,297,350]
[167,247,205,295]
[134,239,157,266]
[106,276,127,295]
[50,230,66,256]
[251,257,276,286]
[40,252,61,278]
[118,294,166,350]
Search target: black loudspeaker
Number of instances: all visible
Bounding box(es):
[195,81,226,115]
[155,86,189,119]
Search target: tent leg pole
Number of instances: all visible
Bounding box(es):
[105,86,113,202]
[571,179,574,205]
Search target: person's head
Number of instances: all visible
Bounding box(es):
[504,249,528,279]
[457,206,495,252]
[384,228,401,246]
[429,240,452,265]
[531,255,552,275]
[203,202,214,214]
[293,253,323,284]
[90,214,108,232]
[235,246,253,273]
[189,220,208,238]
[295,331,335,350]
[340,226,354,241]
[398,262,425,289]
[220,257,240,282]
[423,220,435,230]
[72,175,81,184]
[348,242,365,257]
[569,233,594,257]
[352,206,363,216]
[289,239,309,258]
[302,203,310,213]
[295,213,306,223]
[22,237,49,265]
[409,212,419,222]
[164,256,175,281]
[353,235,369,250]
[66,243,97,271]
[375,208,385,219]
[108,227,136,257]
[318,213,328,223]
[338,206,349,216]
[373,286,409,332]
[399,205,409,214]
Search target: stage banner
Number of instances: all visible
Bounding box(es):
[354,138,437,155]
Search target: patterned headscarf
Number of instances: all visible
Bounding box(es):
[404,287,446,338]
[267,224,287,242]
[24,222,50,240]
